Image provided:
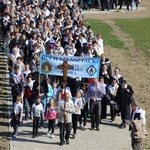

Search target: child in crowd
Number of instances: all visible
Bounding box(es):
[46,78,53,102]
[11,95,23,137]
[52,81,58,101]
[78,83,88,129]
[45,98,57,138]
[31,96,44,138]
[72,90,83,139]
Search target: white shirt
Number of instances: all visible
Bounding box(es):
[112,74,122,84]
[131,107,146,125]
[31,102,44,118]
[13,102,23,116]
[25,80,35,90]
[72,97,82,115]
[108,84,119,96]
[96,38,104,54]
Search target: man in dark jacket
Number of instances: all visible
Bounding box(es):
[116,80,134,128]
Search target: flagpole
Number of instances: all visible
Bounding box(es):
[38,72,40,95]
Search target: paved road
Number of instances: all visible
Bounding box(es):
[9,107,131,150]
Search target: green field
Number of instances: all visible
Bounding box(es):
[85,19,126,50]
[115,18,150,57]
[85,18,150,58]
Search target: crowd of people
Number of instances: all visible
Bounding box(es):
[0,0,146,149]
[80,0,141,11]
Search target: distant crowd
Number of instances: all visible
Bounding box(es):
[0,0,146,149]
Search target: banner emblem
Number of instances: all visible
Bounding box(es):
[41,62,52,73]
[86,65,97,76]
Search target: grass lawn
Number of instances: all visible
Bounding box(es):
[115,18,150,58]
[85,19,126,50]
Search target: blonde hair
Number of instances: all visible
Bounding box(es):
[16,95,22,102]
[101,53,105,58]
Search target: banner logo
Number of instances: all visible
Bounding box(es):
[41,62,52,73]
[86,65,97,76]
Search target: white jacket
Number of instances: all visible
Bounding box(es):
[131,107,146,125]
[57,99,75,123]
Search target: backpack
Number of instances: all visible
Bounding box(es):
[24,86,35,99]
[131,120,147,141]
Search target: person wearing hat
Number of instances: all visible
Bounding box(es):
[57,90,75,146]
[130,101,147,150]
[116,80,134,128]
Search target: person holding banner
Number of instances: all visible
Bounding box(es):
[87,78,106,131]
[56,80,72,102]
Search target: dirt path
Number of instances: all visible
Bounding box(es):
[84,1,150,147]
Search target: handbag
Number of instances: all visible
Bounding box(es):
[110,101,119,111]
[129,95,134,104]
[131,120,147,141]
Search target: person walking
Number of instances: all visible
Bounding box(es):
[57,90,75,146]
[87,78,106,131]
[107,78,119,121]
[31,96,44,138]
[130,101,147,150]
[78,82,89,130]
[116,80,134,128]
[72,90,83,139]
[11,95,23,137]
[45,98,57,138]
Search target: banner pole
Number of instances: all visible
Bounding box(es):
[38,72,40,95]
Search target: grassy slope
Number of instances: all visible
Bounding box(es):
[84,19,126,50]
[115,18,150,57]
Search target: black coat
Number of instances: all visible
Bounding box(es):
[101,58,112,76]
[116,84,134,108]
